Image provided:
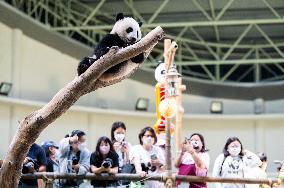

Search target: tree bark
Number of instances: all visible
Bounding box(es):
[0,26,164,187]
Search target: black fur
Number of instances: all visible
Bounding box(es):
[77,13,144,76]
[77,34,144,75]
[116,13,124,21]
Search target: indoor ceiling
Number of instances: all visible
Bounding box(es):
[2,0,284,99]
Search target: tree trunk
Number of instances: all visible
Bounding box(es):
[0,26,164,187]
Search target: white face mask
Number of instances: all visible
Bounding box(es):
[228,146,241,156]
[100,145,110,155]
[78,142,87,151]
[143,137,153,146]
[114,133,125,143]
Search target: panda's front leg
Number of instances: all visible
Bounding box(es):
[77,56,97,75]
[131,53,144,64]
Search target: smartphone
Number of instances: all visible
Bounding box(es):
[150,154,157,160]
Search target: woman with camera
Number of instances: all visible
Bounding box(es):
[58,130,90,187]
[110,121,132,171]
[212,137,262,188]
[174,133,210,188]
[90,136,119,187]
[129,126,165,187]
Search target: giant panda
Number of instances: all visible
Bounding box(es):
[77,13,144,76]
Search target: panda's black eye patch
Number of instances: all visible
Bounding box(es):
[126,27,133,33]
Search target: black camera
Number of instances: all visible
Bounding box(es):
[23,157,38,173]
[141,163,149,172]
[72,156,79,165]
[102,158,113,168]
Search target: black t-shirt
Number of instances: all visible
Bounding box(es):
[90,151,119,187]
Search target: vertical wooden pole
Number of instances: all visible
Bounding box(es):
[164,39,174,187]
[175,78,186,153]
[164,39,171,73]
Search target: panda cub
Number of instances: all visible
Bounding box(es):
[77,13,144,76]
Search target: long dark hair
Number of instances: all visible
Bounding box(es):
[111,121,126,142]
[138,126,157,145]
[95,136,115,160]
[189,133,208,152]
[223,137,244,157]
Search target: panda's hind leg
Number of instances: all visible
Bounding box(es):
[131,53,144,64]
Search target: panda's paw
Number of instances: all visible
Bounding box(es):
[89,54,97,59]
[131,53,144,64]
[110,46,119,50]
[77,63,90,76]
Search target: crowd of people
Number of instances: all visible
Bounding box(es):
[0,121,270,188]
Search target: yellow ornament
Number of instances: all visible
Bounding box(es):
[159,97,177,118]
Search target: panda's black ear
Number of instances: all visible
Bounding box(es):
[116,13,124,21]
[138,21,143,27]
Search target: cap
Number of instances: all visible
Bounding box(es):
[41,141,59,149]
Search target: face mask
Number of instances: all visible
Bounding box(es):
[143,137,153,146]
[78,142,87,151]
[228,146,241,156]
[191,140,200,150]
[100,145,110,155]
[114,133,125,143]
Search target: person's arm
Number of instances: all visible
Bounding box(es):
[129,146,146,177]
[121,143,130,164]
[37,146,47,188]
[186,143,206,169]
[59,135,78,156]
[91,164,109,174]
[58,138,71,156]
[243,149,262,167]
[77,150,91,175]
[212,154,224,188]
[174,151,184,168]
[133,156,146,177]
[109,166,118,174]
[151,147,165,172]
[37,165,46,188]
[174,143,186,168]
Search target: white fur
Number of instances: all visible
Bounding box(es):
[110,17,142,44]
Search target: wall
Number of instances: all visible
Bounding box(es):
[1,97,283,173]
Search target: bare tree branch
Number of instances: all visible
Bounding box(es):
[0,26,164,187]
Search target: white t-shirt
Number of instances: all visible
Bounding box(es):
[130,145,165,168]
[116,142,132,168]
[129,145,165,188]
[212,150,262,188]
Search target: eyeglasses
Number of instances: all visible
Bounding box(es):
[143,134,154,138]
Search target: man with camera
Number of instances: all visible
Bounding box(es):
[58,130,90,188]
[19,143,47,188]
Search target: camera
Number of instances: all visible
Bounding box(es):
[122,141,127,147]
[102,158,113,168]
[150,154,157,160]
[72,156,79,165]
[23,157,38,173]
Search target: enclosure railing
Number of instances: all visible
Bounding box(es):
[21,172,284,188]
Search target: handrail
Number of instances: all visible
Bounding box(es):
[20,172,284,186]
